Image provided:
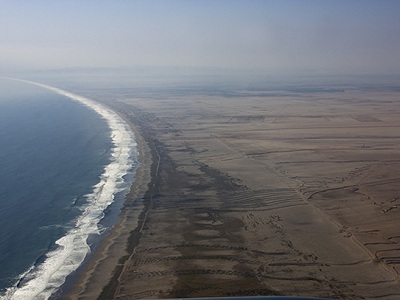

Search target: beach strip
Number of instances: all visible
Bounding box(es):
[63,98,154,299]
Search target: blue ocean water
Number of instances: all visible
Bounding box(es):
[0,79,134,298]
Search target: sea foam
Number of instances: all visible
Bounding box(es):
[2,80,137,300]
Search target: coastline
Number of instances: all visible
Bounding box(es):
[0,79,141,300]
[63,98,155,299]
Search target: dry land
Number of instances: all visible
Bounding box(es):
[69,83,400,299]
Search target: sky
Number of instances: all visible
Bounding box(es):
[1,0,400,75]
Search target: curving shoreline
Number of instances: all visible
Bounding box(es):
[1,79,142,300]
[63,99,154,299]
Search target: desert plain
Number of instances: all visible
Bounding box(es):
[67,79,400,299]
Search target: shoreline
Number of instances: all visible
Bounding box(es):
[63,98,155,299]
[1,79,140,300]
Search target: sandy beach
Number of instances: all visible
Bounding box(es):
[67,84,400,299]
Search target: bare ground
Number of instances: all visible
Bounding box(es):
[69,86,400,299]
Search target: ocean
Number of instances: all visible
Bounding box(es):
[0,78,137,299]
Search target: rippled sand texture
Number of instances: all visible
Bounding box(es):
[76,85,400,299]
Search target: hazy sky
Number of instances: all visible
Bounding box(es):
[1,0,400,74]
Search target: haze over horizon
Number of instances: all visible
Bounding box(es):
[1,0,400,76]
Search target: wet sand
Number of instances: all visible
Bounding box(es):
[68,85,400,299]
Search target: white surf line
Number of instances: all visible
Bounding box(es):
[1,78,137,300]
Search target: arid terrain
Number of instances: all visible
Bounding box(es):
[69,82,400,299]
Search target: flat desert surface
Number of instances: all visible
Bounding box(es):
[71,81,400,299]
